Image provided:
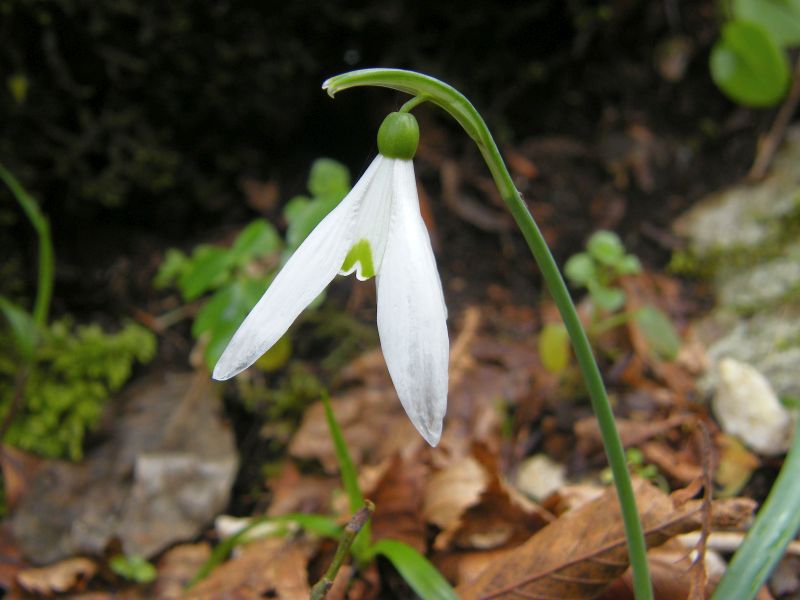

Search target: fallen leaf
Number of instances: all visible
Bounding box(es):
[153,543,211,599]
[456,479,708,599]
[426,444,551,552]
[0,445,43,512]
[16,557,98,596]
[370,454,429,552]
[185,537,311,600]
[715,433,760,498]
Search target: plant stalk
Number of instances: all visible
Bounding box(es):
[310,500,375,600]
[324,68,653,600]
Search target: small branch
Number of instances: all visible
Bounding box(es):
[748,58,800,181]
[310,501,375,600]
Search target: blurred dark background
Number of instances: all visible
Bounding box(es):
[0,0,752,319]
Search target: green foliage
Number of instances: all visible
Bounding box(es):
[0,320,156,460]
[711,0,800,107]
[554,230,681,365]
[110,554,157,584]
[155,159,350,371]
[710,21,790,107]
[564,230,640,312]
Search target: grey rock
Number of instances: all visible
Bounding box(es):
[11,373,238,564]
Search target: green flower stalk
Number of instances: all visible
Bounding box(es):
[322,68,653,600]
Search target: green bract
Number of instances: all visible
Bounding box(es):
[377,112,419,160]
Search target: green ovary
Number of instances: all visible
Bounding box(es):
[342,239,375,279]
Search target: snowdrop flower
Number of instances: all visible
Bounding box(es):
[213,112,449,445]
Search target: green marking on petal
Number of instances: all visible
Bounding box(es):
[342,239,375,280]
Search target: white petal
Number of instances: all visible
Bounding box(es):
[376,160,449,446]
[213,156,384,380]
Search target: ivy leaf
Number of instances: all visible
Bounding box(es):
[710,20,790,107]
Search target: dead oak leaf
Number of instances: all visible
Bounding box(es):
[16,557,98,597]
[184,537,311,600]
[456,478,708,600]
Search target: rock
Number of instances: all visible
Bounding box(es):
[11,373,238,564]
[515,454,566,501]
[717,245,800,313]
[712,358,794,456]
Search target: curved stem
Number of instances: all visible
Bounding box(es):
[0,162,54,326]
[325,68,653,600]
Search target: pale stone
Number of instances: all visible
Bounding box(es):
[712,358,794,456]
[515,453,566,501]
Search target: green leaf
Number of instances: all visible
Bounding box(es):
[733,0,800,47]
[307,158,350,200]
[283,195,311,224]
[0,296,37,359]
[109,554,157,583]
[710,20,790,107]
[194,279,268,370]
[587,230,625,267]
[634,305,682,361]
[564,253,596,286]
[178,246,233,300]
[284,195,341,251]
[189,513,342,587]
[617,254,642,275]
[229,219,281,266]
[321,393,370,558]
[588,281,626,312]
[537,322,570,373]
[153,248,188,289]
[369,540,458,600]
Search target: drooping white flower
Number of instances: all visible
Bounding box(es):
[213,112,449,446]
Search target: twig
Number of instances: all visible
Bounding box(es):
[310,500,375,600]
[748,57,800,181]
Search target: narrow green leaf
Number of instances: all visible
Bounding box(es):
[634,305,682,361]
[538,322,570,373]
[712,418,800,599]
[321,393,371,558]
[0,296,37,359]
[321,394,363,512]
[369,540,458,600]
[710,20,790,107]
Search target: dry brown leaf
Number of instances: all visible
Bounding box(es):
[370,454,429,552]
[456,479,705,599]
[715,433,760,498]
[642,440,703,484]
[154,543,211,599]
[266,461,337,517]
[185,537,311,600]
[426,445,551,552]
[16,557,98,597]
[289,388,422,472]
[0,445,43,512]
